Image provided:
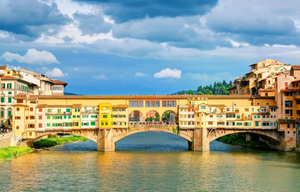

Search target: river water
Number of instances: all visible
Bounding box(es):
[1,132,300,192]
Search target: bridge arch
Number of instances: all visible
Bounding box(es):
[207,129,280,149]
[34,129,98,143]
[113,129,192,144]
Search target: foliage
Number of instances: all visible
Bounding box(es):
[176,80,232,95]
[33,136,88,148]
[217,134,269,148]
[0,147,32,160]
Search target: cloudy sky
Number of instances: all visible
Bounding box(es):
[1,0,300,95]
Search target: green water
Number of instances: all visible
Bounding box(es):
[1,132,300,192]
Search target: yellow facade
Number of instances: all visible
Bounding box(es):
[99,103,112,128]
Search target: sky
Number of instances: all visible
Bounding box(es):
[1,0,300,95]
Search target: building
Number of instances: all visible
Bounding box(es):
[229,59,291,96]
[0,65,67,128]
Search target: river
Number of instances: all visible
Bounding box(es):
[1,132,300,192]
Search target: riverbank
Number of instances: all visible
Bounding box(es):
[217,134,269,148]
[33,136,88,148]
[0,146,32,161]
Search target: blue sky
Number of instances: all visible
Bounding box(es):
[1,0,300,95]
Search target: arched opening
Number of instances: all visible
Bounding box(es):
[145,110,160,122]
[211,132,280,151]
[162,110,176,124]
[115,131,189,150]
[129,110,143,125]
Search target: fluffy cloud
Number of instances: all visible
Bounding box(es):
[74,67,79,70]
[92,74,108,80]
[0,0,71,40]
[73,0,218,22]
[45,68,66,77]
[135,72,145,77]
[1,49,60,65]
[154,68,181,79]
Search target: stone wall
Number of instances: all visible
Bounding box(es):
[0,132,14,148]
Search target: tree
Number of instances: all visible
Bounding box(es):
[188,90,194,95]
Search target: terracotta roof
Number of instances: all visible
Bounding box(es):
[72,104,81,108]
[0,65,7,70]
[27,95,38,101]
[11,104,29,107]
[52,80,68,85]
[207,104,226,107]
[13,93,27,100]
[249,63,257,66]
[292,65,300,70]
[1,75,18,80]
[36,104,47,108]
[281,89,300,92]
[292,79,300,83]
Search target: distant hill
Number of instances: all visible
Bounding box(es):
[64,92,80,95]
[172,80,232,95]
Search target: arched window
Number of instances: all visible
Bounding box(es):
[8,108,12,117]
[1,108,4,117]
[0,93,5,103]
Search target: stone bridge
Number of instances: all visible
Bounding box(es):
[31,125,284,151]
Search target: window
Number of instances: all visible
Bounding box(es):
[57,109,61,114]
[39,108,42,112]
[39,123,42,128]
[266,102,269,105]
[66,108,71,112]
[91,121,96,126]
[257,102,260,106]
[8,110,11,117]
[201,105,206,110]
[105,122,108,126]
[7,83,12,89]
[1,97,4,103]
[8,92,11,95]
[103,115,107,118]
[15,116,21,120]
[156,101,160,107]
[245,108,249,112]
[39,116,42,120]
[47,123,50,127]
[47,109,52,113]
[255,122,259,127]
[28,124,35,128]
[16,126,19,130]
[0,110,4,117]
[7,97,12,103]
[47,116,50,119]
[237,122,243,126]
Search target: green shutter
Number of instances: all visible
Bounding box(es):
[0,111,4,117]
[8,110,11,117]
[8,97,11,103]
[66,108,70,112]
[91,121,95,126]
[1,97,4,103]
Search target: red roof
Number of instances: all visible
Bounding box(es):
[1,75,18,80]
[292,65,300,70]
[52,80,68,85]
[14,93,27,100]
[0,65,7,70]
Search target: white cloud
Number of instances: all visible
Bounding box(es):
[153,68,181,79]
[45,68,66,77]
[92,74,108,80]
[1,48,60,65]
[74,67,79,70]
[135,72,145,77]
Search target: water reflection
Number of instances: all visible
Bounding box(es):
[1,132,300,192]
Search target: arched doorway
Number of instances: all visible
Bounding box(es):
[145,110,160,122]
[129,110,143,125]
[162,110,176,124]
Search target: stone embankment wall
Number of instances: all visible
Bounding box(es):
[0,132,14,148]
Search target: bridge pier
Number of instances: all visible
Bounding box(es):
[189,128,210,151]
[97,128,115,151]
